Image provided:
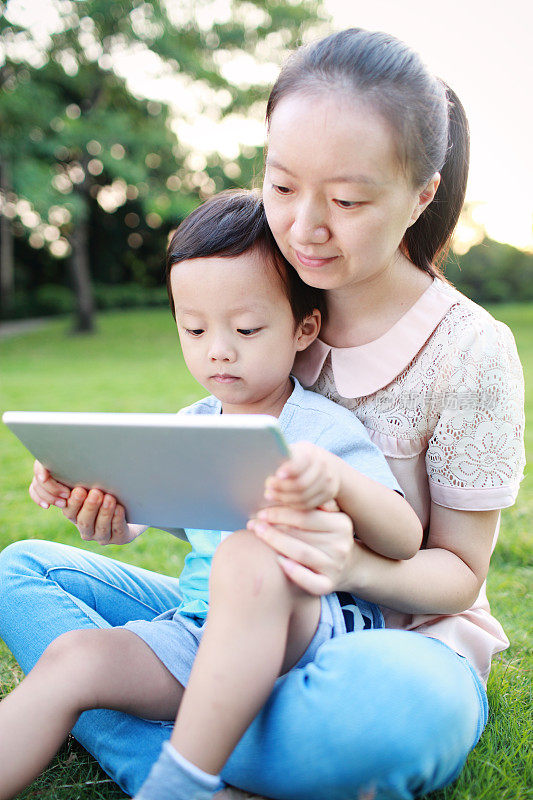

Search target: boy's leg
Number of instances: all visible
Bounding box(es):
[171,530,321,776]
[0,627,184,800]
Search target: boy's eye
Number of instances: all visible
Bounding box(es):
[186,329,204,336]
[237,328,260,336]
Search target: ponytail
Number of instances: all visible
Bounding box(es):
[403,83,470,276]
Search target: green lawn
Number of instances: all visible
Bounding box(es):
[0,306,531,800]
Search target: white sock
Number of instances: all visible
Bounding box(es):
[133,741,224,800]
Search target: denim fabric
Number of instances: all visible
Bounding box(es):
[123,590,383,689]
[0,540,487,800]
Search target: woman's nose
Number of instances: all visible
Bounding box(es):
[292,202,329,245]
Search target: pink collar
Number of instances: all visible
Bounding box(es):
[294,279,457,398]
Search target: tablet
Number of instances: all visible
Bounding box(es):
[2,411,289,532]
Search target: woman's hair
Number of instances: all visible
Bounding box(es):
[266,29,470,277]
[166,189,326,324]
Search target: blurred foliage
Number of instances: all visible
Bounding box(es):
[3,0,529,323]
[0,0,328,326]
[445,239,533,305]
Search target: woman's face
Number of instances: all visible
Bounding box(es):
[263,91,436,292]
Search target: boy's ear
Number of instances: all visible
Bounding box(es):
[296,309,321,352]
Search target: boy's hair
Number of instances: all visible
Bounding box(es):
[166,189,326,326]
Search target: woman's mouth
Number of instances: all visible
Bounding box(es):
[294,249,338,269]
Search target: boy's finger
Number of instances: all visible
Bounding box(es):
[63,487,88,523]
[110,505,128,543]
[93,494,116,545]
[257,505,344,532]
[29,482,50,509]
[76,489,104,539]
[33,462,70,499]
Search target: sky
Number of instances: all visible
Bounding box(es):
[4,0,533,251]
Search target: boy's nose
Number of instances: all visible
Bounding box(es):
[208,342,236,363]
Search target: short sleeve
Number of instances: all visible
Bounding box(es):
[426,315,525,510]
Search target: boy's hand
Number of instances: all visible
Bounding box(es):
[29,460,71,509]
[62,487,134,545]
[30,460,137,545]
[264,442,341,511]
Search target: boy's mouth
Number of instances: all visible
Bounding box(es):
[211,374,240,383]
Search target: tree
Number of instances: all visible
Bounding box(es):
[0,0,327,331]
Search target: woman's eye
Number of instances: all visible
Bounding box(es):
[273,184,292,195]
[186,329,204,336]
[237,328,260,336]
[334,199,364,209]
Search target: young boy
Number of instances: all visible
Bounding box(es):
[3,191,421,800]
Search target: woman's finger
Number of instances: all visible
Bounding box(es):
[251,522,330,572]
[277,556,333,596]
[319,499,340,513]
[257,505,349,533]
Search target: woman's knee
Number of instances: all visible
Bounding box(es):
[0,539,61,583]
[0,539,43,571]
[302,631,481,790]
[226,631,483,798]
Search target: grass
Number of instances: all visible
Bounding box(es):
[0,306,531,800]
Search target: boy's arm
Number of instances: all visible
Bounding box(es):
[332,453,422,559]
[266,443,422,560]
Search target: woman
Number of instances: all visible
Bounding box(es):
[0,28,524,800]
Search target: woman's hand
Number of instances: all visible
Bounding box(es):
[247,502,356,595]
[264,442,341,510]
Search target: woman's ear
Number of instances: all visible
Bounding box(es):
[408,172,441,227]
[295,308,321,352]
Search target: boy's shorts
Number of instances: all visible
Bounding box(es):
[124,592,384,688]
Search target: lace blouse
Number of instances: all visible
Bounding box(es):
[293,278,525,684]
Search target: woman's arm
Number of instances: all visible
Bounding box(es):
[249,502,498,615]
[265,443,423,560]
[345,504,498,614]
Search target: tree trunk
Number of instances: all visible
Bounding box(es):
[69,211,95,333]
[0,156,15,317]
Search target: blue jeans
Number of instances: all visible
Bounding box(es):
[0,540,488,800]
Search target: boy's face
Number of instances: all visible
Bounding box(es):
[170,249,316,414]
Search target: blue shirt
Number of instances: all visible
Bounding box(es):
[176,377,401,619]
